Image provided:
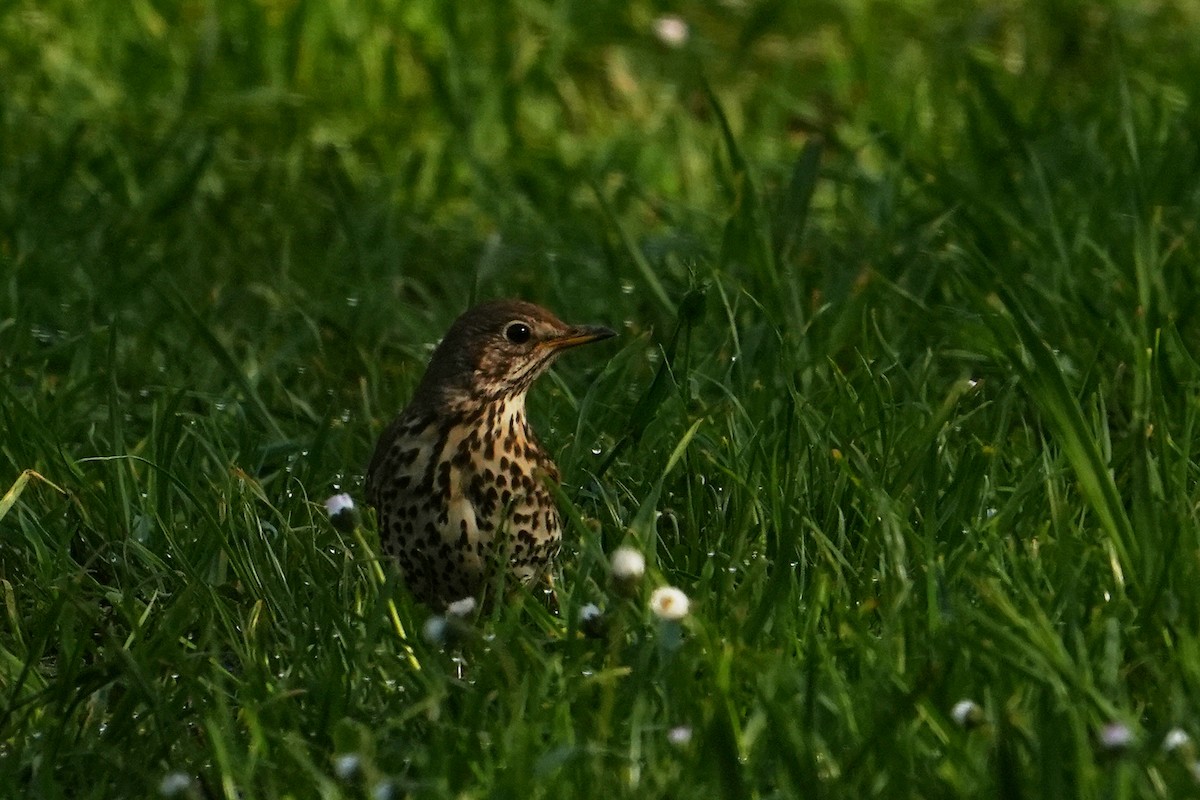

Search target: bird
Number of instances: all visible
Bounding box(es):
[366,299,615,609]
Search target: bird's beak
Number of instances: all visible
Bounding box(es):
[546,324,617,351]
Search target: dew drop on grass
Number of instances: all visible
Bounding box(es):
[346,295,360,307]
[591,445,602,456]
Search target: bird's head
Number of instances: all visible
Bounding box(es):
[412,299,615,410]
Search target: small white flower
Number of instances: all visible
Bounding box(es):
[446,597,477,617]
[667,725,693,746]
[325,493,355,517]
[159,772,192,797]
[611,546,646,582]
[1099,722,1135,751]
[951,699,982,728]
[649,586,690,621]
[325,493,358,531]
[652,15,689,47]
[333,753,362,780]
[579,602,605,638]
[1164,728,1191,753]
[422,615,448,645]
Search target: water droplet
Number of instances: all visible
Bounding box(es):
[346,295,360,307]
[591,445,603,456]
[619,280,635,295]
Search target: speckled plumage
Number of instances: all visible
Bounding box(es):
[366,300,614,608]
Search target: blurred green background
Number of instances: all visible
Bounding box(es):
[4,1,1200,797]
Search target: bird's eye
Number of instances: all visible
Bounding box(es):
[504,321,532,344]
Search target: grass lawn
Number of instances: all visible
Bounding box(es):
[4,0,1200,797]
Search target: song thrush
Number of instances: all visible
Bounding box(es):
[366,299,615,608]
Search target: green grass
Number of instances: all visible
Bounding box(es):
[4,0,1200,797]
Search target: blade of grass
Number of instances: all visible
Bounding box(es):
[591,184,675,316]
[160,286,286,441]
[976,286,1139,595]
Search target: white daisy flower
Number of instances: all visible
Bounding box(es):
[579,602,605,638]
[649,586,690,621]
[1163,728,1191,753]
[610,546,646,587]
[333,753,361,780]
[158,772,193,797]
[446,597,477,617]
[422,615,448,645]
[950,699,982,728]
[1099,722,1135,751]
[324,493,355,516]
[324,493,357,531]
[667,725,693,746]
[652,15,689,47]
